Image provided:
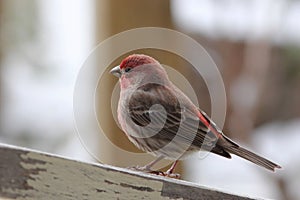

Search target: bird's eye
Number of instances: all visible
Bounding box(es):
[124,67,132,73]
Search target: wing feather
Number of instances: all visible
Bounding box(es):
[128,83,218,152]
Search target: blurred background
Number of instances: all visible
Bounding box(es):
[1,0,300,199]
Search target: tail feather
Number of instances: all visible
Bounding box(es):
[224,145,281,171]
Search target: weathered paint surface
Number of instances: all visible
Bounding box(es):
[0,144,254,200]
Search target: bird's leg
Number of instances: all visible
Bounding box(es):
[129,157,180,178]
[163,160,180,178]
[129,156,164,172]
[141,155,164,171]
[165,160,178,174]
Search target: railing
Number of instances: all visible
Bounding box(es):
[0,144,254,200]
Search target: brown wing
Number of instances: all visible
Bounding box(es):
[127,83,226,156]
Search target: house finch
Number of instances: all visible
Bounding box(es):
[110,54,281,177]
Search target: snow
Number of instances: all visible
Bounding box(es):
[171,0,300,45]
[0,0,94,162]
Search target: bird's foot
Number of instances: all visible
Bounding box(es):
[128,166,180,178]
[149,170,180,178]
[160,170,180,179]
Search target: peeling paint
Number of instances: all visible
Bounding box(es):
[120,183,155,192]
[0,145,253,200]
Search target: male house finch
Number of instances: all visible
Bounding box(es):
[110,54,281,177]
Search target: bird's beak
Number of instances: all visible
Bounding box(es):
[110,65,121,78]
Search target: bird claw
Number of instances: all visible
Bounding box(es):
[149,170,180,178]
[160,171,181,178]
[128,166,180,178]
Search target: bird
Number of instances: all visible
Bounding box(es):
[110,54,281,177]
